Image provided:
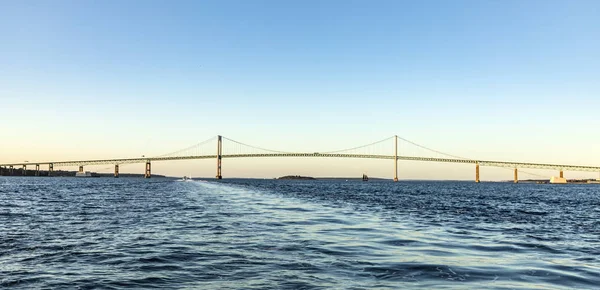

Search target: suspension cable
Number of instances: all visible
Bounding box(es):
[322,136,395,154]
[396,135,472,160]
[153,136,217,158]
[222,137,291,154]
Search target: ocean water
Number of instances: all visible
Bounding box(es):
[1,177,599,289]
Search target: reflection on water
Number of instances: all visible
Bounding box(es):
[1,177,599,289]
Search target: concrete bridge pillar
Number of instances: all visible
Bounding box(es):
[514,168,518,183]
[23,165,27,176]
[393,135,398,182]
[35,164,40,176]
[560,170,564,179]
[114,164,119,178]
[475,163,480,183]
[144,161,151,178]
[79,166,84,173]
[48,164,53,177]
[9,165,13,176]
[216,135,222,179]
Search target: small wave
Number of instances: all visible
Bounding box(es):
[517,209,549,216]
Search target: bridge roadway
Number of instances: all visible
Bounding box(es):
[2,153,600,172]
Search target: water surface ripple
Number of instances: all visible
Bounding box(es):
[1,177,599,289]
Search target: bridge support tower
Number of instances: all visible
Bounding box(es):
[144,161,151,178]
[115,164,119,178]
[9,165,13,176]
[475,163,480,183]
[48,164,53,177]
[216,135,222,179]
[22,165,27,176]
[394,135,398,182]
[79,166,84,173]
[514,168,518,183]
[560,170,564,179]
[35,164,40,176]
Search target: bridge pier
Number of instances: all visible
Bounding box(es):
[48,164,53,177]
[560,170,564,179]
[144,161,151,178]
[475,163,480,183]
[79,166,84,173]
[22,165,27,176]
[9,165,13,176]
[115,164,119,178]
[514,168,518,183]
[393,135,398,182]
[35,164,40,176]
[216,135,222,179]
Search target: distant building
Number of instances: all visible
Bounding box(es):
[550,176,567,184]
[75,171,93,177]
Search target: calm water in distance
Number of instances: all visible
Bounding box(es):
[1,177,599,289]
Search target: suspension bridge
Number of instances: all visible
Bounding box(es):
[1,135,599,182]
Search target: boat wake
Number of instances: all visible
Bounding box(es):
[176,176,209,183]
[176,176,194,182]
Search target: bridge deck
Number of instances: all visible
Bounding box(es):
[2,153,600,172]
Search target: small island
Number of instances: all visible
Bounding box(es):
[277,175,316,180]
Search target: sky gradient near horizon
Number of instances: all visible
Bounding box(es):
[1,0,599,180]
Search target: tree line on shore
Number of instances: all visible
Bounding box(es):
[0,168,164,178]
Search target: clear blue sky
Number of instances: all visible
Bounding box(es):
[1,0,599,179]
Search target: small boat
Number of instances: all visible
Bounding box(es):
[362,174,369,182]
[179,175,193,182]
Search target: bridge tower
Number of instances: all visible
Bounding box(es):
[35,164,40,176]
[394,135,398,182]
[114,164,119,178]
[144,161,151,178]
[514,168,518,183]
[216,135,223,179]
[560,170,564,179]
[22,165,27,176]
[49,164,53,177]
[78,166,84,173]
[9,165,13,176]
[475,162,480,183]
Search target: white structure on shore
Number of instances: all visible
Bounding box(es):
[550,176,567,184]
[75,171,92,177]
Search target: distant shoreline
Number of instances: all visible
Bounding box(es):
[277,175,316,180]
[0,168,166,178]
